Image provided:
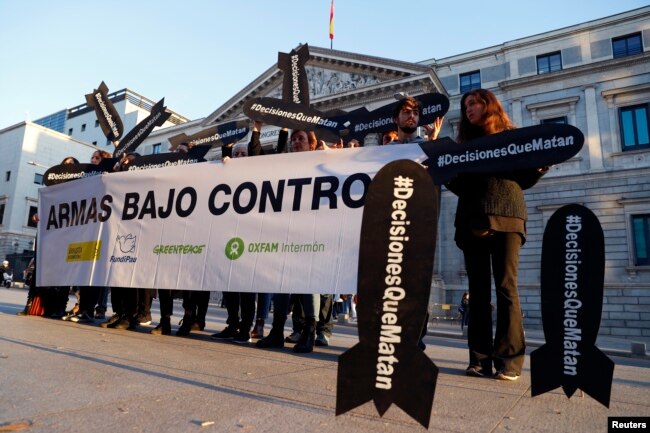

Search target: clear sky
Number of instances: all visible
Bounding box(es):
[0,0,647,129]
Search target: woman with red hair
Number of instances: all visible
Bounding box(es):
[447,89,548,381]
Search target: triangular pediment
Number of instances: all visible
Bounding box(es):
[202,44,447,126]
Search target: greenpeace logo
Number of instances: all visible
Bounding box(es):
[153,244,206,255]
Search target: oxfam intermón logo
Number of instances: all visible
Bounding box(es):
[225,237,244,260]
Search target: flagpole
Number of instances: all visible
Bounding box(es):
[329,0,334,50]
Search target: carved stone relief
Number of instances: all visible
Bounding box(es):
[266,66,382,99]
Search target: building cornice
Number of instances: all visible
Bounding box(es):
[602,82,650,98]
[536,165,650,186]
[424,6,650,66]
[499,51,650,91]
[526,96,580,111]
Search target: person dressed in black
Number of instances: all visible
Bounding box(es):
[1,260,12,288]
[388,96,443,350]
[211,121,288,343]
[100,153,142,330]
[459,292,469,332]
[446,89,548,381]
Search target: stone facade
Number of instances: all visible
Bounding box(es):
[427,7,650,340]
[7,7,648,341]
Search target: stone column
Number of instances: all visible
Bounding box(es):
[511,99,523,126]
[584,86,604,170]
[604,94,621,152]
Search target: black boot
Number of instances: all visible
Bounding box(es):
[256,326,284,348]
[151,316,172,335]
[176,312,195,336]
[196,302,208,331]
[293,318,316,353]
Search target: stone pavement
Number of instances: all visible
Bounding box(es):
[0,287,648,433]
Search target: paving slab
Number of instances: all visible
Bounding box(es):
[0,287,648,433]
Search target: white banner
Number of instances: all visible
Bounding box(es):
[37,145,428,293]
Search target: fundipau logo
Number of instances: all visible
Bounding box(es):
[225,237,244,260]
[110,233,138,263]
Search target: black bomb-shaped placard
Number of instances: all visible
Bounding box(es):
[336,159,439,428]
[531,204,614,407]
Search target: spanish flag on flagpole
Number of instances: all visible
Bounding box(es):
[329,0,334,48]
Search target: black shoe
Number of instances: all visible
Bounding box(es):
[210,326,238,340]
[70,312,94,323]
[99,313,121,328]
[151,318,172,336]
[284,331,301,343]
[113,315,136,330]
[255,330,285,348]
[293,320,316,353]
[176,315,195,336]
[233,329,251,344]
[466,366,492,377]
[50,309,66,319]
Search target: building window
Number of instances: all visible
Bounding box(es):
[537,52,562,74]
[5,171,10,181]
[95,120,100,127]
[459,70,481,94]
[34,173,43,185]
[0,203,4,225]
[152,143,162,154]
[68,128,73,135]
[541,116,567,124]
[81,124,86,132]
[632,214,650,266]
[619,104,650,151]
[27,206,38,228]
[612,33,643,58]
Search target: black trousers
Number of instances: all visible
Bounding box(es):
[158,289,174,318]
[137,288,155,317]
[182,290,210,323]
[222,291,255,330]
[110,287,138,318]
[78,287,100,315]
[462,232,525,375]
[317,294,334,337]
[289,294,333,335]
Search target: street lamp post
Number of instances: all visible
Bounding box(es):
[27,161,50,169]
